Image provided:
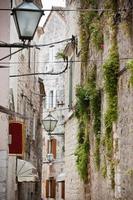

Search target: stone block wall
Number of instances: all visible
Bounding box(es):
[65,0,133,200]
[88,1,133,200]
[65,115,85,200]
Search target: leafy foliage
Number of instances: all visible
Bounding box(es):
[110,161,115,189]
[75,85,90,181]
[127,60,133,86]
[101,158,107,178]
[75,140,89,181]
[80,0,103,63]
[75,67,102,179]
[103,39,119,158]
[55,51,68,61]
[102,0,119,189]
[77,0,119,188]
[86,68,101,169]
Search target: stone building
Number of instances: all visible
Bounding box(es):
[63,0,86,200]
[64,0,133,200]
[8,1,45,200]
[38,7,66,200]
[0,0,10,200]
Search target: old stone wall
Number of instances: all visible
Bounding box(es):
[65,115,85,200]
[0,0,10,200]
[114,8,133,199]
[39,9,67,200]
[64,1,88,200]
[88,1,133,200]
[65,0,133,200]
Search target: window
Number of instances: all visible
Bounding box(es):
[46,178,56,198]
[49,90,53,108]
[61,181,65,199]
[49,46,54,62]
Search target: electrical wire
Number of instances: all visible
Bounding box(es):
[35,37,72,47]
[0,36,74,62]
[0,57,133,67]
[0,8,132,12]
[0,48,23,61]
[0,66,10,68]
[9,59,68,77]
[2,56,133,64]
[0,37,73,49]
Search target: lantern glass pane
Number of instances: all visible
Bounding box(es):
[16,11,41,38]
[42,120,51,132]
[50,120,57,132]
[15,2,42,39]
[42,114,57,132]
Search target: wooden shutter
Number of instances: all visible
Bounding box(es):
[47,140,50,154]
[46,180,49,198]
[51,139,56,159]
[50,179,56,198]
[61,181,65,199]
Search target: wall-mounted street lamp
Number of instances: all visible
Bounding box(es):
[42,113,58,135]
[12,0,44,42]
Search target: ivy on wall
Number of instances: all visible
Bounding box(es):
[127,60,133,86]
[86,67,101,170]
[75,0,120,189]
[75,0,103,182]
[80,0,103,63]
[103,44,119,158]
[75,66,101,181]
[102,0,119,189]
[75,85,90,181]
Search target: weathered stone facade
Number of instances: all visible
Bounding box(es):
[64,1,86,200]
[39,7,66,200]
[65,115,85,200]
[8,1,44,199]
[89,1,133,200]
[0,0,10,199]
[64,0,133,200]
[10,45,44,200]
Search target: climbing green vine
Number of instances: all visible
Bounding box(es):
[80,0,103,63]
[77,0,119,188]
[86,67,101,170]
[75,0,104,181]
[75,85,90,181]
[102,0,119,188]
[127,60,133,86]
[75,67,101,181]
[101,157,107,178]
[103,44,119,158]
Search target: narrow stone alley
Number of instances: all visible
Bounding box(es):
[0,0,133,200]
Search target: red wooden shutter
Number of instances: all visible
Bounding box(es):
[51,139,56,159]
[9,122,24,156]
[46,180,49,198]
[61,181,65,199]
[50,179,56,198]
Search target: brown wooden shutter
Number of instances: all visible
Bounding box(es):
[51,139,56,159]
[47,140,50,154]
[61,181,65,199]
[46,180,49,198]
[50,179,56,198]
